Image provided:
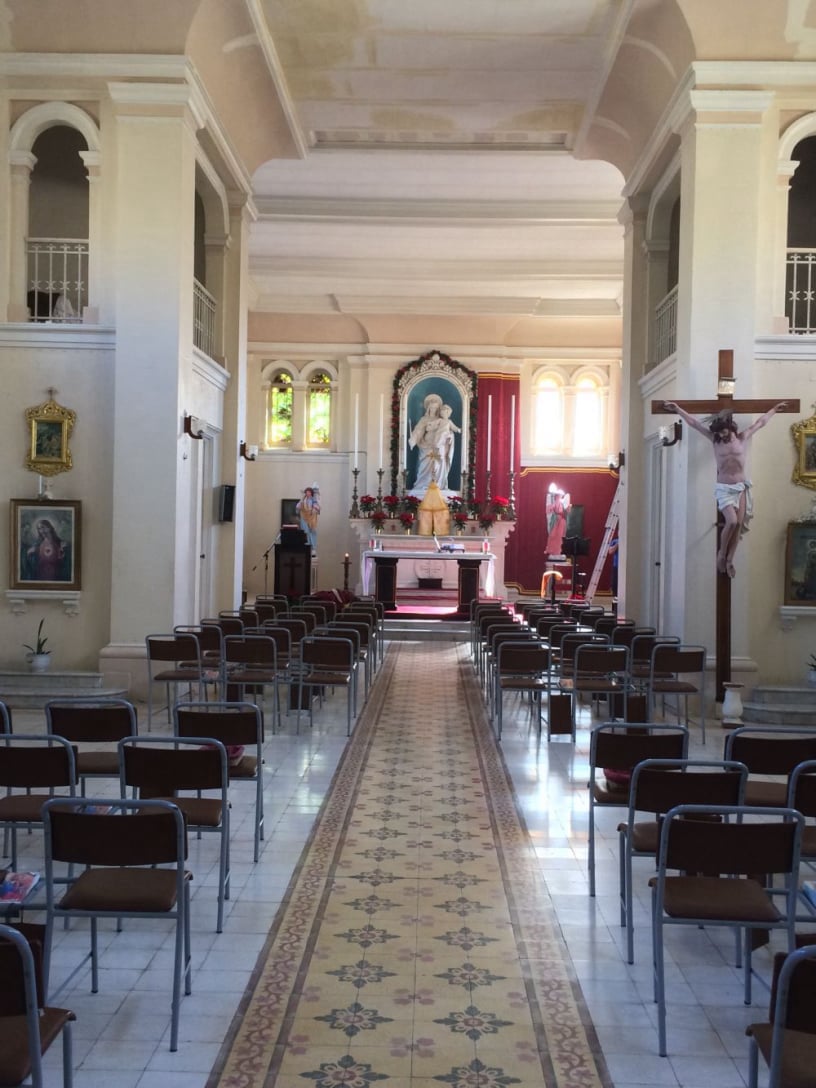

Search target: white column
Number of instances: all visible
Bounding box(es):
[8,152,35,321]
[79,149,102,323]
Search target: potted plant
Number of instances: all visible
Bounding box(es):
[24,618,51,672]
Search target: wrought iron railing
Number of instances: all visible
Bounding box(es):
[651,284,678,369]
[785,248,816,332]
[193,278,216,358]
[26,238,88,321]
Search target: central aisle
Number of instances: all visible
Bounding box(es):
[208,641,611,1088]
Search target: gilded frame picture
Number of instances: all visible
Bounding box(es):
[25,397,76,476]
[10,499,82,590]
[791,412,816,491]
[783,521,816,605]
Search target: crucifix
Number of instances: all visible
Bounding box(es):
[651,349,800,704]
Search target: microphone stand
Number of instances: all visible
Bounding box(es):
[251,542,277,597]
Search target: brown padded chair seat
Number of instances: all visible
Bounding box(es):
[747,1025,816,1088]
[655,875,783,923]
[59,866,183,913]
[0,1009,75,1087]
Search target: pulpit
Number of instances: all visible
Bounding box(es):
[274,528,312,598]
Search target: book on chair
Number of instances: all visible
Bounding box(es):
[0,870,41,905]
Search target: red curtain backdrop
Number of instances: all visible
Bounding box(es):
[473,375,618,595]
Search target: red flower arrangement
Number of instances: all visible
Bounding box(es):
[383,494,400,515]
[370,510,387,526]
[453,511,469,526]
[359,495,376,514]
[478,512,496,531]
[399,511,415,528]
[402,494,420,512]
[492,496,509,511]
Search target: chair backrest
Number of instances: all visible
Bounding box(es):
[295,602,328,626]
[610,624,654,649]
[536,615,574,640]
[630,633,679,667]
[302,636,354,671]
[725,727,816,776]
[174,701,263,749]
[0,733,76,789]
[223,634,277,667]
[497,641,550,674]
[788,759,816,816]
[275,617,309,645]
[177,623,224,656]
[146,632,201,666]
[44,796,187,867]
[329,621,368,651]
[651,643,705,675]
[559,631,606,667]
[0,923,45,1015]
[590,722,689,778]
[304,596,338,621]
[291,609,317,634]
[0,701,11,734]
[259,624,292,660]
[574,644,628,675]
[119,736,227,798]
[206,615,244,635]
[239,607,259,627]
[46,698,138,744]
[254,602,282,624]
[767,943,816,1034]
[658,804,803,878]
[627,758,748,818]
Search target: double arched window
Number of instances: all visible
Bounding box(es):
[532,365,608,459]
[262,361,337,451]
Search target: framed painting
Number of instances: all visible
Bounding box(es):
[10,499,81,590]
[783,521,816,605]
[791,412,816,492]
[24,397,76,476]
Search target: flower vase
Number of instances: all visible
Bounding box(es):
[721,682,744,727]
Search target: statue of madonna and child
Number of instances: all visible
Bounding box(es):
[408,393,461,493]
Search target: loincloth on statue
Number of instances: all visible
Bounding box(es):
[714,480,753,536]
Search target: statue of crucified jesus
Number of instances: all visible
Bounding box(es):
[662,400,787,578]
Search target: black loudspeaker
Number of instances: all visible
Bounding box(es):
[218,484,236,523]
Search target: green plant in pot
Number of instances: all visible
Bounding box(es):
[23,618,51,671]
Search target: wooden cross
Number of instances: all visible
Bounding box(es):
[651,349,800,705]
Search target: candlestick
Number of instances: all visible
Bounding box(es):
[343,552,351,593]
[376,468,384,506]
[509,394,515,473]
[484,468,492,505]
[353,393,359,469]
[486,395,492,472]
[349,467,360,518]
[507,469,516,521]
[378,394,384,470]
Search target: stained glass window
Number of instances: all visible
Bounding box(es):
[267,370,293,447]
[307,370,331,447]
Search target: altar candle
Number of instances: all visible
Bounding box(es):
[509,394,516,472]
[378,394,384,469]
[486,395,492,471]
[353,394,359,469]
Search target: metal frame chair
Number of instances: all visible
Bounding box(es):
[651,804,803,1057]
[223,634,280,730]
[493,640,550,740]
[42,797,192,1052]
[45,698,138,796]
[174,702,265,862]
[0,734,77,870]
[617,757,748,963]
[119,736,230,932]
[0,923,75,1088]
[297,636,358,735]
[746,943,816,1088]
[724,726,816,807]
[586,721,689,896]
[145,632,205,730]
[646,643,708,742]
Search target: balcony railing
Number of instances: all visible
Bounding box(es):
[785,248,816,333]
[26,237,88,321]
[651,284,678,369]
[193,278,216,359]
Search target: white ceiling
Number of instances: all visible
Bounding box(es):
[249,0,627,322]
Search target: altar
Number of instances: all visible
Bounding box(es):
[362,548,494,610]
[347,519,516,600]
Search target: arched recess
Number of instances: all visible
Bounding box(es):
[193,156,230,362]
[8,102,101,322]
[645,160,681,370]
[779,115,816,332]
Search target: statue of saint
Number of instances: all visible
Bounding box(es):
[545,484,570,556]
[296,485,320,552]
[409,394,461,492]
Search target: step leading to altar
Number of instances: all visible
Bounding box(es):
[0,669,129,709]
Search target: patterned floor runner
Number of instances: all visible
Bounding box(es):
[208,641,611,1088]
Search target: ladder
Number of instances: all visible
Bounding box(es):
[586,483,621,602]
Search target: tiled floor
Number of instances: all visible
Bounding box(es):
[5,629,798,1087]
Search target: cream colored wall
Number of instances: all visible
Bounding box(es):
[0,332,115,672]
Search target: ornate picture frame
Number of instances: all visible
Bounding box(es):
[791,411,816,491]
[783,520,816,605]
[25,396,76,476]
[10,499,82,590]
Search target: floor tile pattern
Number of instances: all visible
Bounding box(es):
[209,641,611,1088]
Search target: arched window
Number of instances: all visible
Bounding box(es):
[306,369,332,448]
[533,373,563,454]
[572,374,603,455]
[267,370,293,447]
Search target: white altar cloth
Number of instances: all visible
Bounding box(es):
[362,548,495,597]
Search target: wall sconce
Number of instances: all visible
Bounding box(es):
[717,376,736,398]
[239,441,257,461]
[660,421,683,448]
[607,450,625,471]
[183,413,203,440]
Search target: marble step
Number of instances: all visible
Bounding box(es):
[384,620,470,642]
[748,684,816,706]
[0,669,129,709]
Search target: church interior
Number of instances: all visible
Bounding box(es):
[4,2,816,1086]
